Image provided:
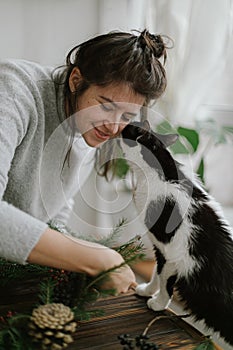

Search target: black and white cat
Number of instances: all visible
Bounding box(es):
[120,121,233,345]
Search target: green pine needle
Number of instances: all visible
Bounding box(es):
[0,314,32,350]
[193,338,215,350]
[38,278,56,304]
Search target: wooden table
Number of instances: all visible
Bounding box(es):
[72,292,219,350]
[0,279,221,350]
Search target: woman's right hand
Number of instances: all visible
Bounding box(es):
[97,248,137,294]
[67,237,137,294]
[100,261,137,294]
[28,228,136,294]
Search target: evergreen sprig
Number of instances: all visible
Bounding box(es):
[56,217,129,247]
[115,235,146,262]
[0,313,33,350]
[37,278,56,305]
[0,260,50,286]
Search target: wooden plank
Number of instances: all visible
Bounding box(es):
[72,293,210,350]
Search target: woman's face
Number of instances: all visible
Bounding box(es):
[69,69,145,147]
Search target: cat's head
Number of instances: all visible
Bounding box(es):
[121,120,178,150]
[120,120,179,172]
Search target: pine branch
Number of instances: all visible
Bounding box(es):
[38,279,56,305]
[0,314,33,350]
[115,235,146,262]
[0,259,50,285]
[66,217,128,247]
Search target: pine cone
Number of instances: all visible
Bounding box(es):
[28,303,77,349]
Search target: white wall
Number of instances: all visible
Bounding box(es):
[0,0,147,65]
[0,0,99,65]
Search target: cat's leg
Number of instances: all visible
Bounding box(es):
[147,262,177,311]
[136,262,160,296]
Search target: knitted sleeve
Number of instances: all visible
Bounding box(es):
[0,93,48,264]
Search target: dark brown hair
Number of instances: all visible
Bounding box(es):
[62,29,171,177]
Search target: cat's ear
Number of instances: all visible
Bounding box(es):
[142,120,151,131]
[156,133,179,148]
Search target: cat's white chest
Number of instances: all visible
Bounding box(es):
[133,168,164,220]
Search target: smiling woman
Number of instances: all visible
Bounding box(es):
[0,29,169,294]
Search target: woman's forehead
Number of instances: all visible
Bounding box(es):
[95,82,145,107]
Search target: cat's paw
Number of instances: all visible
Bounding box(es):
[135,283,156,297]
[147,296,170,311]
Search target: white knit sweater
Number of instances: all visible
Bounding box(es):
[0,59,95,264]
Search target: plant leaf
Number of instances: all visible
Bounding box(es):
[223,125,233,134]
[156,121,199,154]
[177,126,199,152]
[221,125,233,143]
[114,158,130,178]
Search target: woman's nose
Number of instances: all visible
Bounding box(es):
[103,120,120,135]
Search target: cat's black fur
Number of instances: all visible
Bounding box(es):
[121,121,233,345]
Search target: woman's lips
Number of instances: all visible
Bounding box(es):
[93,127,111,140]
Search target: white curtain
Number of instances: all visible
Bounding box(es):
[145,0,233,124]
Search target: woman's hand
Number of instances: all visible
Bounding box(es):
[28,227,137,294]
[100,263,137,294]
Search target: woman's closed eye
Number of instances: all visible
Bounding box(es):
[100,103,132,122]
[121,114,131,122]
[100,103,114,112]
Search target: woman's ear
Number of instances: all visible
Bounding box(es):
[69,67,82,92]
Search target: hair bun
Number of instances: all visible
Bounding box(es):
[137,29,167,61]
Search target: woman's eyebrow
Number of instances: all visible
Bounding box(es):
[99,95,138,116]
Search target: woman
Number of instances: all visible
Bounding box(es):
[0,29,168,293]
